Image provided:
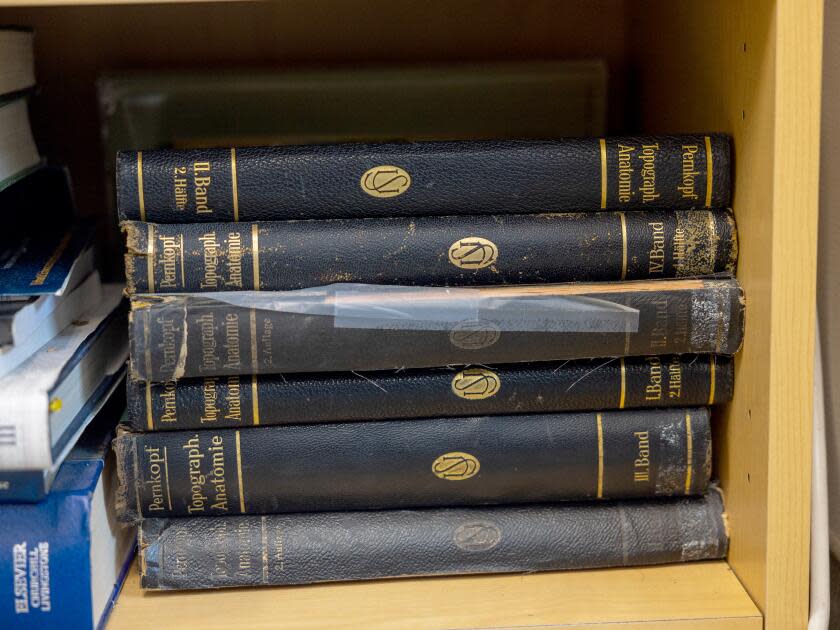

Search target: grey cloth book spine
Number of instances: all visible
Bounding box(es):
[138,489,728,590]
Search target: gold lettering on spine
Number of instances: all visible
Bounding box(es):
[618,212,628,280]
[162,446,173,510]
[708,356,717,405]
[137,152,146,222]
[235,430,246,513]
[147,223,156,292]
[596,413,604,498]
[599,139,607,208]
[231,148,240,222]
[251,224,261,290]
[619,358,626,408]
[684,411,693,495]
[704,136,714,207]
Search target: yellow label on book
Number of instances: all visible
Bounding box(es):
[448,237,498,269]
[360,165,411,198]
[451,368,501,400]
[432,452,481,480]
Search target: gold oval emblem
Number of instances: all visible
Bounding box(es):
[449,319,501,350]
[360,165,411,198]
[448,237,498,269]
[451,368,501,400]
[453,521,502,551]
[432,452,480,481]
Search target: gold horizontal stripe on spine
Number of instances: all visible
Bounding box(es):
[179,234,186,288]
[261,516,269,584]
[707,210,718,273]
[231,148,240,222]
[619,358,626,408]
[252,376,260,426]
[624,321,632,355]
[251,224,261,290]
[138,527,146,577]
[684,411,693,495]
[131,438,143,523]
[596,413,604,498]
[704,136,714,208]
[143,309,154,428]
[250,310,260,425]
[162,446,173,511]
[145,382,154,431]
[708,355,717,405]
[618,211,628,280]
[147,223,155,293]
[599,139,607,209]
[236,430,246,513]
[137,151,146,222]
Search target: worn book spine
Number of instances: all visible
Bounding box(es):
[117,135,731,223]
[138,489,728,590]
[127,354,732,432]
[113,407,710,522]
[128,278,744,381]
[122,209,737,293]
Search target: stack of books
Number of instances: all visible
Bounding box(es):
[0,27,132,628]
[116,135,742,590]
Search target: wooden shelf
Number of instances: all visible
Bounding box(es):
[0,0,823,628]
[109,559,761,630]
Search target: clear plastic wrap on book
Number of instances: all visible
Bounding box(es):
[128,278,744,381]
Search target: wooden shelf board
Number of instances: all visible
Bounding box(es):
[108,559,761,629]
[0,1,227,6]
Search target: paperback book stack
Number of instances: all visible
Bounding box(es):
[116,134,742,590]
[0,27,133,629]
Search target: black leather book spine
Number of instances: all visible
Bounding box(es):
[113,407,711,521]
[117,135,731,223]
[126,355,733,431]
[122,209,737,293]
[128,279,744,380]
[138,490,728,590]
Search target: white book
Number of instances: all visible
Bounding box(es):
[0,97,40,190]
[0,268,103,380]
[0,28,34,97]
[0,284,126,470]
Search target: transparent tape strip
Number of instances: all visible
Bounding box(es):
[195,284,640,333]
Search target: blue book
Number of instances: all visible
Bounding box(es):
[0,221,93,297]
[0,165,92,297]
[0,399,135,628]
